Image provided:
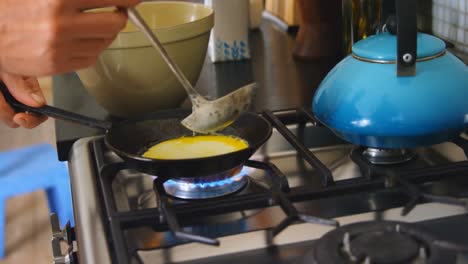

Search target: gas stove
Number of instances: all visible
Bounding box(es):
[61,108,468,264]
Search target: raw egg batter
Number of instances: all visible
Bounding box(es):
[143,135,249,159]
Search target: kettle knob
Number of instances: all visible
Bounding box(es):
[395,0,417,76]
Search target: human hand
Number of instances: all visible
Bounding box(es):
[0,72,48,128]
[0,0,139,77]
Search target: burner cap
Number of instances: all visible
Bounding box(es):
[363,148,415,165]
[349,231,419,263]
[302,221,443,264]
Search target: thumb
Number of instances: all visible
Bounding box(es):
[0,72,46,107]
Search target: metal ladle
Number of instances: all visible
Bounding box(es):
[126,7,257,133]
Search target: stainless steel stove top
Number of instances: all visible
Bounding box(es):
[67,109,468,264]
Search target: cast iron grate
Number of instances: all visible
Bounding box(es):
[349,135,468,216]
[262,108,335,186]
[151,160,339,247]
[453,135,468,158]
[91,108,468,264]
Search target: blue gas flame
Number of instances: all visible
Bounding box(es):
[164,167,253,190]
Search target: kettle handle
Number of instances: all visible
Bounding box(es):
[396,0,417,77]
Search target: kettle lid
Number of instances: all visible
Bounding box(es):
[352,32,446,62]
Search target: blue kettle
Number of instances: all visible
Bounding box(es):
[312,0,468,149]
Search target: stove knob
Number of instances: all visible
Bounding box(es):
[50,213,76,264]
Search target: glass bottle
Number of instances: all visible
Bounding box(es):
[342,0,383,55]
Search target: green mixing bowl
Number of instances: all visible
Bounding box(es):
[77,1,214,117]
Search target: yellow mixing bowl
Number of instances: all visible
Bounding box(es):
[76,1,214,117]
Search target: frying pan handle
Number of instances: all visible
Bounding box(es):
[0,82,112,130]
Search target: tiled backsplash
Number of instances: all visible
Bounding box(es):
[418,0,468,59]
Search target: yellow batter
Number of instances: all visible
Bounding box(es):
[143,135,249,160]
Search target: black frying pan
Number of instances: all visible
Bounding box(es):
[0,82,272,179]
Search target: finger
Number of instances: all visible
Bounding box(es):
[74,0,140,13]
[1,73,46,107]
[69,38,115,57]
[0,93,20,128]
[33,56,98,76]
[67,11,128,39]
[13,113,48,129]
[66,56,99,71]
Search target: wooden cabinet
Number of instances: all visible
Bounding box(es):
[292,0,343,61]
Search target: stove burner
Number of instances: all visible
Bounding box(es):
[346,231,420,263]
[162,166,251,199]
[363,148,415,165]
[303,221,444,264]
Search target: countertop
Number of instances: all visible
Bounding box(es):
[52,18,340,161]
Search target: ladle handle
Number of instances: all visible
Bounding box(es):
[0,82,112,130]
[126,7,203,101]
[396,0,417,76]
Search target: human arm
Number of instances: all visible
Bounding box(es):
[0,0,139,128]
[0,0,139,76]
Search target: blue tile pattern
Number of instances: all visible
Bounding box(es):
[216,38,250,61]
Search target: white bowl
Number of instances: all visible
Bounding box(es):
[77,1,214,117]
